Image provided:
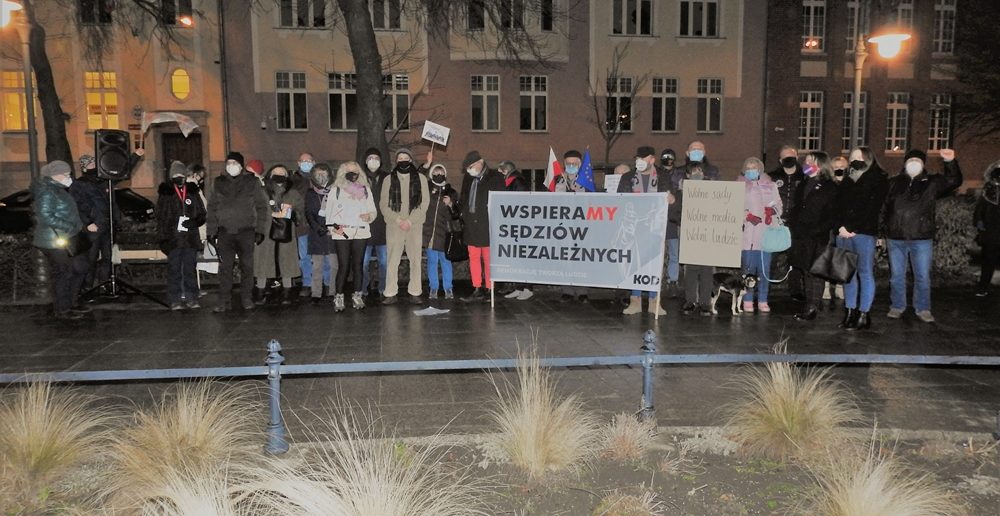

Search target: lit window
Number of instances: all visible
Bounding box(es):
[801,0,825,52]
[651,77,678,133]
[1,71,34,131]
[885,92,910,152]
[276,71,307,131]
[928,94,952,151]
[170,69,190,100]
[798,91,824,151]
[679,0,718,38]
[471,75,500,131]
[696,78,723,133]
[519,76,547,132]
[84,71,119,131]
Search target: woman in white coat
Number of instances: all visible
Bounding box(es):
[324,161,377,312]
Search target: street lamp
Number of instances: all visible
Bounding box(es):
[849,17,911,151]
[1,0,39,181]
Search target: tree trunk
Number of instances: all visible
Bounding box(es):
[23,0,72,164]
[336,0,389,164]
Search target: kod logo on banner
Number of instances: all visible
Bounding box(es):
[488,192,669,292]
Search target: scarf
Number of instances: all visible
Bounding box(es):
[631,168,658,193]
[312,185,331,215]
[388,166,422,213]
[468,177,481,213]
[343,182,367,201]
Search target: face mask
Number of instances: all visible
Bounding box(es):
[171,176,185,186]
[431,174,446,185]
[905,161,923,177]
[565,165,580,175]
[345,172,359,183]
[313,174,330,188]
[396,161,414,172]
[226,164,242,176]
[688,149,705,162]
[467,167,481,177]
[56,176,73,187]
[744,170,761,181]
[803,164,818,177]
[298,162,314,174]
[850,160,867,171]
[833,169,845,178]
[366,159,380,172]
[781,156,798,169]
[272,175,288,186]
[634,159,649,172]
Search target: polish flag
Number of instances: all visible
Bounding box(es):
[544,147,563,192]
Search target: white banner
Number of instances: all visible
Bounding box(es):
[678,180,745,268]
[488,192,668,291]
[420,120,451,146]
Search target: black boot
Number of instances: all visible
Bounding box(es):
[794,307,818,321]
[851,311,871,331]
[844,310,862,330]
[838,308,856,329]
[253,287,266,306]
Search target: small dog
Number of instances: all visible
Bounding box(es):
[710,272,758,315]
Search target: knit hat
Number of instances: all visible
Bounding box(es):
[41,160,71,177]
[395,147,413,161]
[245,159,264,175]
[636,146,656,158]
[563,149,582,160]
[660,148,676,161]
[79,154,96,171]
[903,149,927,163]
[462,150,483,169]
[169,160,187,178]
[364,147,382,160]
[225,151,245,167]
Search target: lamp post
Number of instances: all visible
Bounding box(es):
[2,0,38,181]
[849,1,910,151]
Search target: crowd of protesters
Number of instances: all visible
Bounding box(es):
[29,141,999,327]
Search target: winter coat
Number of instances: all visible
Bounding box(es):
[459,168,505,247]
[366,169,389,246]
[663,163,719,240]
[254,179,304,279]
[155,181,206,253]
[503,170,530,192]
[31,178,83,249]
[618,166,676,238]
[304,187,336,255]
[69,173,118,233]
[741,174,783,251]
[768,166,805,226]
[380,169,430,239]
[324,175,378,241]
[833,165,889,237]
[974,160,1000,249]
[423,181,459,252]
[790,176,839,241]
[292,169,313,237]
[206,172,269,236]
[883,160,963,241]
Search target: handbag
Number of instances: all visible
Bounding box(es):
[53,228,92,257]
[809,245,859,284]
[269,217,293,243]
[761,218,792,253]
[445,230,468,262]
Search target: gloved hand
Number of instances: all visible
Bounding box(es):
[255,232,265,245]
[764,206,776,225]
[317,226,328,237]
[182,218,199,229]
[746,213,762,226]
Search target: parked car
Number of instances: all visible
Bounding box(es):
[0,187,155,234]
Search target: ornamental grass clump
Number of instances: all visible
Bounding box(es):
[256,404,490,515]
[105,381,264,508]
[488,346,601,480]
[0,382,112,513]
[601,412,657,462]
[723,360,861,461]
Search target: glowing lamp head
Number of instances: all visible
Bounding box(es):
[178,15,193,27]
[55,236,67,248]
[868,32,911,59]
[1,0,23,28]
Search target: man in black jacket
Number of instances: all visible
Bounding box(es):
[768,145,806,301]
[459,150,504,302]
[362,147,389,299]
[206,151,269,312]
[157,161,207,309]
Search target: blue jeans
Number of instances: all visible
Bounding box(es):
[666,238,680,282]
[837,234,877,311]
[298,235,331,288]
[362,244,388,293]
[741,250,772,302]
[426,249,453,291]
[888,239,932,312]
[631,290,657,298]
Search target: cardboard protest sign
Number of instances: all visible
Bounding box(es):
[678,180,745,268]
[603,174,621,193]
[421,121,450,146]
[489,192,668,291]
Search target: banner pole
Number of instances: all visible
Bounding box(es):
[490,284,495,310]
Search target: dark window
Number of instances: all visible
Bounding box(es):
[468,0,485,30]
[541,0,554,31]
[79,0,113,24]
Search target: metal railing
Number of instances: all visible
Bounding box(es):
[2,330,1000,452]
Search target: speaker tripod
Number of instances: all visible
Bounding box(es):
[81,179,169,308]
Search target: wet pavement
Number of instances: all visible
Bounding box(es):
[1,282,998,438]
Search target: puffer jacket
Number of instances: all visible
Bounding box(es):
[883,159,963,240]
[741,174,783,251]
[833,164,889,237]
[206,172,269,236]
[32,178,83,249]
[156,181,206,253]
[423,166,459,251]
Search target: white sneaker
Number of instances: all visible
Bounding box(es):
[517,289,534,300]
[504,289,522,299]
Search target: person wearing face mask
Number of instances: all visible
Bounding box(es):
[974,161,1000,297]
[740,157,783,314]
[495,160,535,301]
[883,148,962,323]
[423,163,460,300]
[303,163,338,304]
[832,146,889,330]
[361,147,390,300]
[617,146,675,315]
[555,150,591,303]
[253,164,305,306]
[820,156,848,301]
[206,151,270,312]
[676,141,719,314]
[380,148,431,305]
[325,161,378,312]
[292,152,329,298]
[156,161,207,310]
[788,152,839,321]
[768,146,807,303]
[32,160,89,320]
[458,150,504,301]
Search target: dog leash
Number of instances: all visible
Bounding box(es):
[760,251,791,283]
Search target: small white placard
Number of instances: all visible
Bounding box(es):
[603,174,622,193]
[421,120,451,146]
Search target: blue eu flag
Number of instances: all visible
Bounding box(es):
[577,149,596,192]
